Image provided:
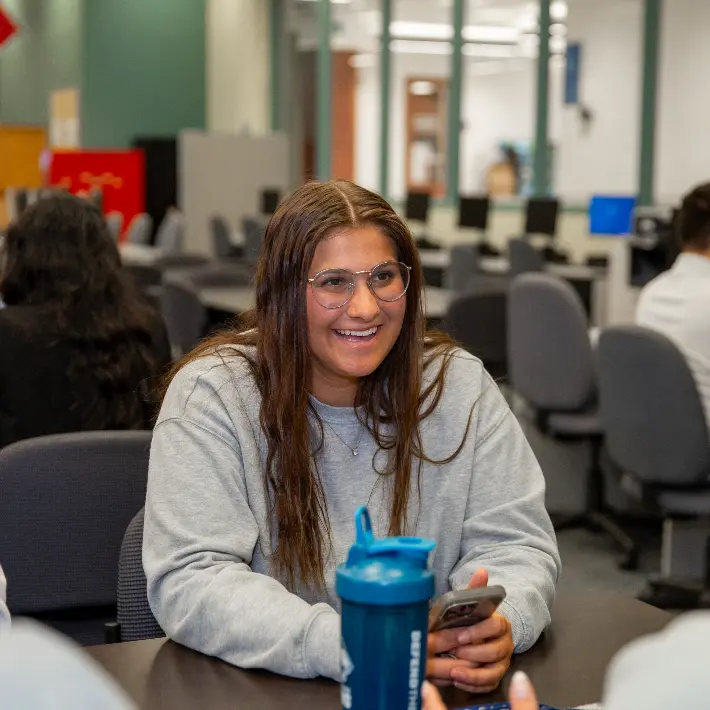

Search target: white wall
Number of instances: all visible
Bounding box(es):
[206,0,270,135]
[556,0,643,201]
[656,0,710,202]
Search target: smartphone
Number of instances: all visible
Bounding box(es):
[428,585,506,633]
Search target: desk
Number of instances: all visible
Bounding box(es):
[418,251,607,325]
[87,591,669,710]
[199,286,454,321]
[418,250,605,282]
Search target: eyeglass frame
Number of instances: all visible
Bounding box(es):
[306,260,412,310]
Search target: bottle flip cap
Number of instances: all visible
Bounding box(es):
[336,507,436,606]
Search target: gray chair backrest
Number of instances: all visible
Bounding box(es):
[444,244,480,291]
[105,212,123,242]
[211,215,233,259]
[126,213,154,246]
[242,216,265,266]
[154,210,184,253]
[508,273,595,411]
[0,431,152,615]
[597,326,710,486]
[445,285,508,380]
[117,508,165,642]
[160,276,207,355]
[509,237,544,276]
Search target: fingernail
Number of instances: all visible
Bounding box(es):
[450,669,467,682]
[457,630,470,645]
[421,681,434,699]
[509,671,532,700]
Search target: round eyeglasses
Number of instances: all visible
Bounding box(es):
[307,260,411,309]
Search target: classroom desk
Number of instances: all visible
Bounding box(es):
[86,591,669,710]
[199,285,455,321]
[418,250,607,325]
[418,250,605,282]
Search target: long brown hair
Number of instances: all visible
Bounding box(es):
[164,180,466,588]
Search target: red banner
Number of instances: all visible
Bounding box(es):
[49,150,145,237]
[0,4,18,48]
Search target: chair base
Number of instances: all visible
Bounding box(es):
[552,510,640,571]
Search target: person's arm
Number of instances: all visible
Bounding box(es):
[0,563,10,632]
[449,371,561,653]
[143,374,340,680]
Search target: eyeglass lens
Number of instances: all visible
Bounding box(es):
[310,262,410,309]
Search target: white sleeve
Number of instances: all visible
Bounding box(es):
[0,563,10,632]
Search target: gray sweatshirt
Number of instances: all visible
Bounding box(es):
[144,347,560,680]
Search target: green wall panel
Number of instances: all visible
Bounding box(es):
[81,0,205,148]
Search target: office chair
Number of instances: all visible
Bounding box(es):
[0,431,152,644]
[126,213,154,246]
[106,508,165,643]
[508,273,637,568]
[444,244,480,291]
[598,326,710,609]
[508,238,544,276]
[160,275,207,356]
[444,283,509,382]
[154,209,184,253]
[105,212,123,241]
[210,215,243,260]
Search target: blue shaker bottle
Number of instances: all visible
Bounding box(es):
[336,506,436,710]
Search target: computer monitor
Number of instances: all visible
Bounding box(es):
[260,188,281,216]
[458,196,490,231]
[405,190,430,223]
[589,195,636,236]
[525,197,559,237]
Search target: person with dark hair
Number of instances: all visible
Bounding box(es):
[637,181,710,433]
[0,193,171,447]
[144,181,560,690]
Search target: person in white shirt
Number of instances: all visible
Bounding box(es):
[0,563,10,632]
[636,182,710,434]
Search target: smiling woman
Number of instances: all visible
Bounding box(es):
[144,180,560,692]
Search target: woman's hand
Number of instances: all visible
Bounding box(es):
[426,569,514,694]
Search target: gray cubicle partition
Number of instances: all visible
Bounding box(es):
[179,130,290,256]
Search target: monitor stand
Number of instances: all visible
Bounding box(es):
[474,229,500,257]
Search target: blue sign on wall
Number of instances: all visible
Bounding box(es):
[565,43,582,105]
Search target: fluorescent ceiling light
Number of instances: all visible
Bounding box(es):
[390,39,451,55]
[551,1,568,21]
[462,25,519,43]
[390,39,516,60]
[389,21,519,44]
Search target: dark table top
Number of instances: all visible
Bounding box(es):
[87,590,670,710]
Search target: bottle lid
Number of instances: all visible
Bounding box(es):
[336,507,436,606]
